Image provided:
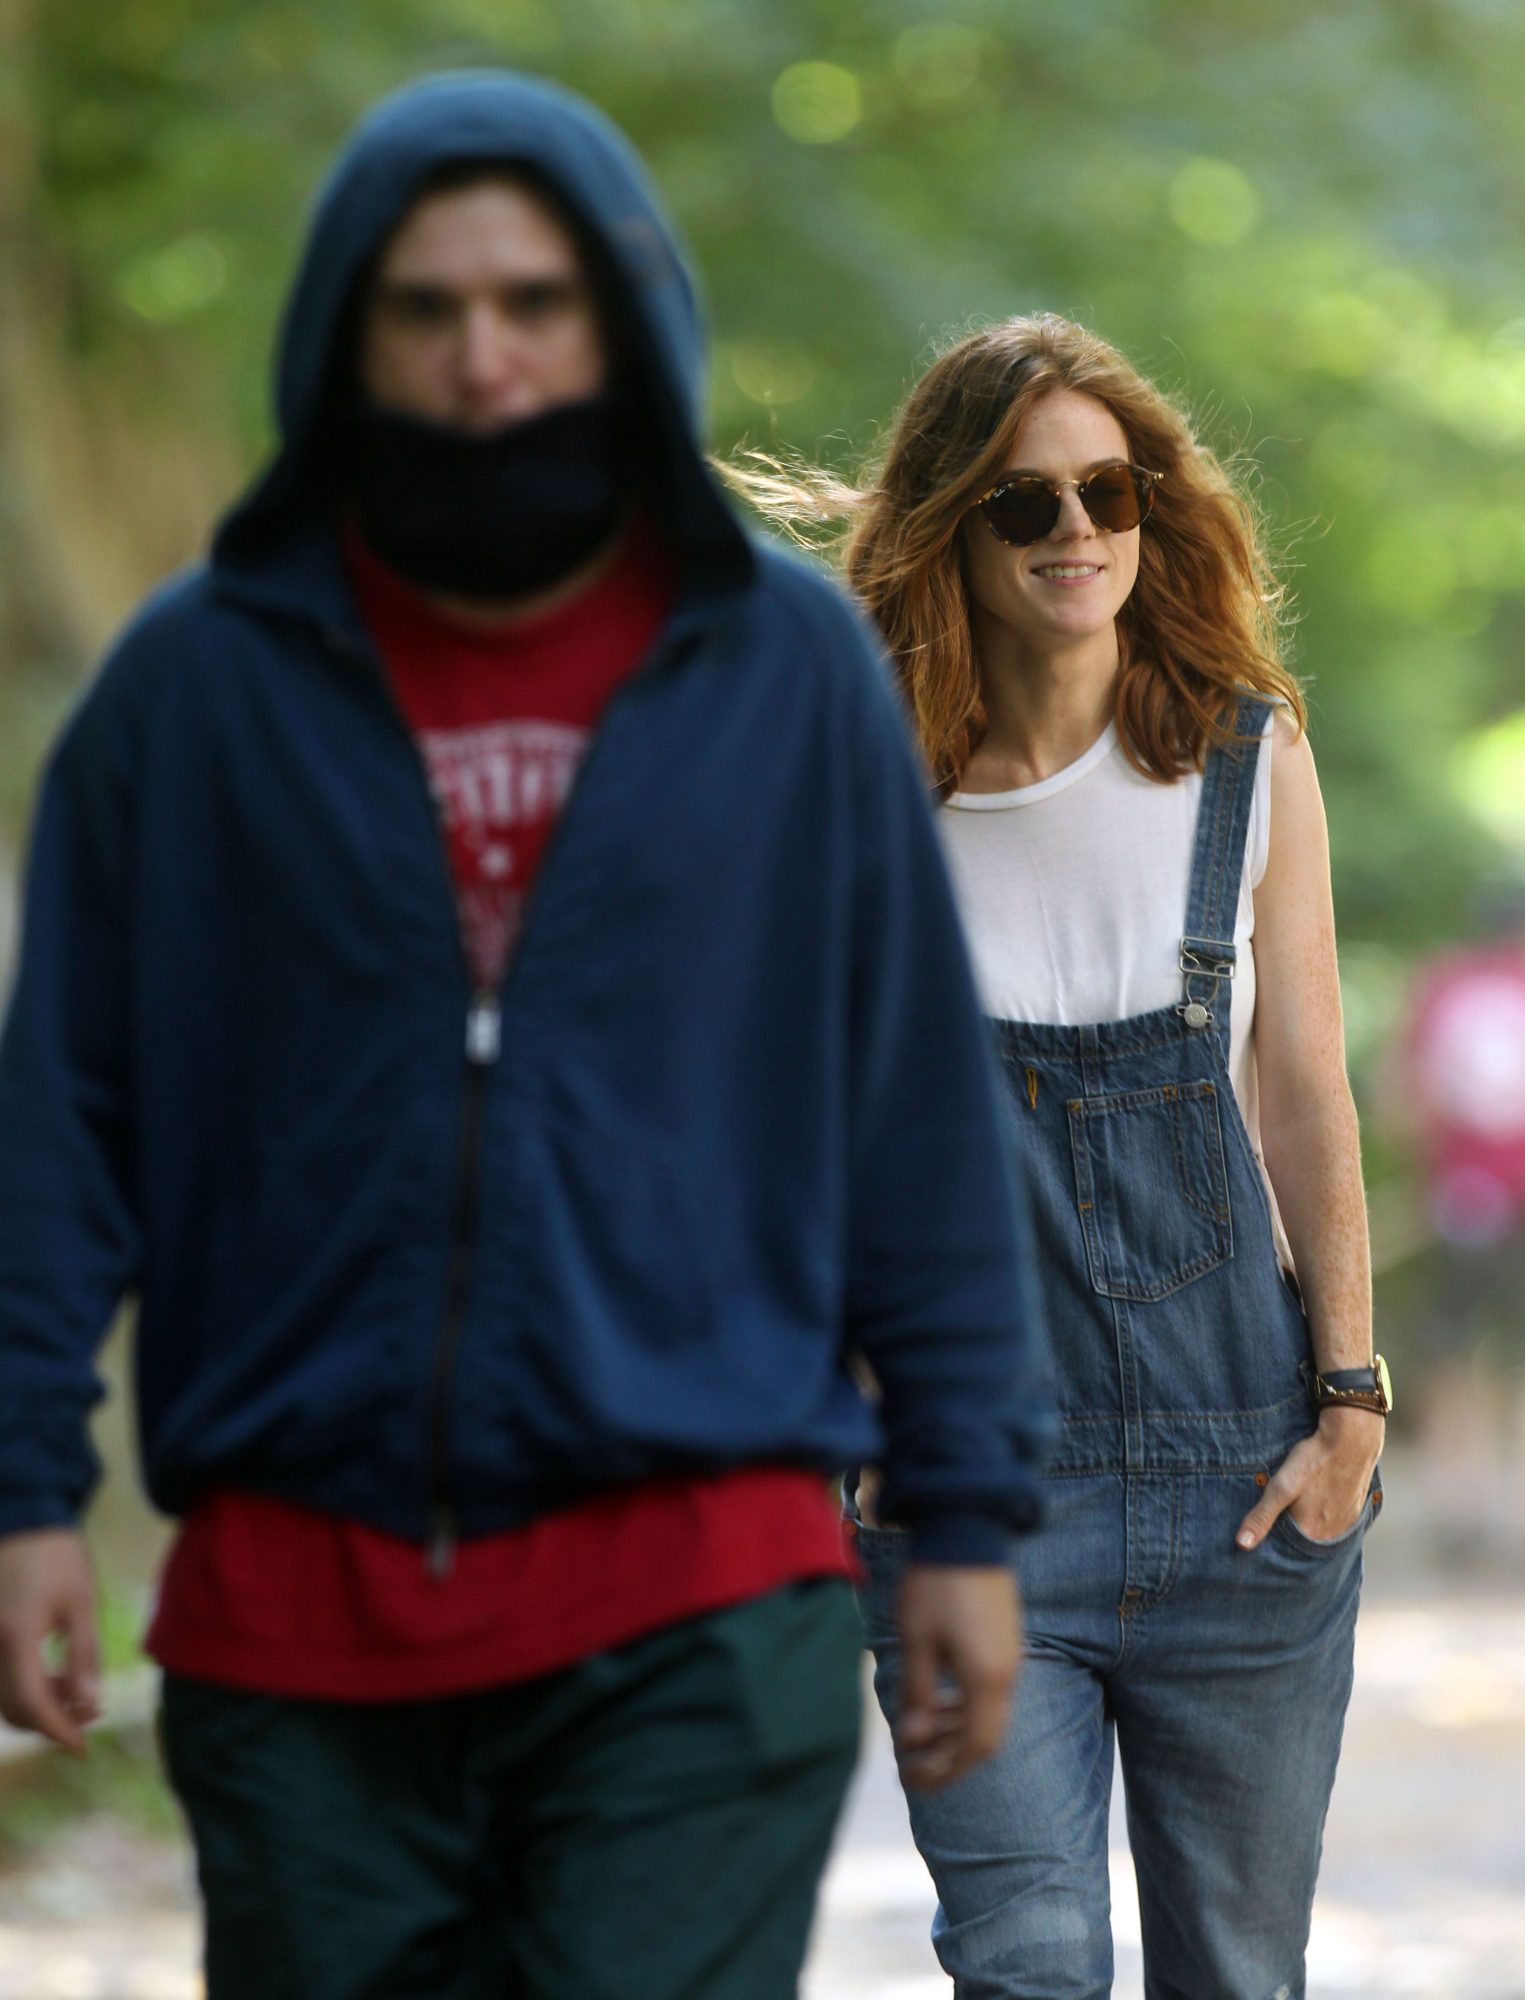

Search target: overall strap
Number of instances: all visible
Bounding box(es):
[1178,695,1272,1035]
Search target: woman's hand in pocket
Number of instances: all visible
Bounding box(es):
[1235,1406,1383,1549]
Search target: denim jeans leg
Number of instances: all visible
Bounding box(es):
[914,1645,1116,2000]
[1112,1474,1369,2000]
[856,1498,1120,2000]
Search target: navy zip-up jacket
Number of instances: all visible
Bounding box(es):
[0,73,1050,1566]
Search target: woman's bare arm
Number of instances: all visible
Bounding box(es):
[1235,716,1384,1546]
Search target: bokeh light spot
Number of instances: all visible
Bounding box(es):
[117,236,229,323]
[1167,158,1261,247]
[772,61,863,145]
[1453,710,1525,848]
[1403,333,1525,448]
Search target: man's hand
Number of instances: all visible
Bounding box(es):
[895,1563,1022,1792]
[0,1529,100,1755]
[1235,1406,1383,1550]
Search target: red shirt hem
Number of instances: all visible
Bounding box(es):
[146,1468,856,1702]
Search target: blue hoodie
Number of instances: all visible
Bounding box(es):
[0,73,1049,1565]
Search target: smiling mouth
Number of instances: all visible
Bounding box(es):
[1033,563,1103,580]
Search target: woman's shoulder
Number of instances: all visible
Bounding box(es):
[1253,703,1329,901]
[1265,703,1318,797]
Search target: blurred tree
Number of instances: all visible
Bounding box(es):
[3,0,1524,978]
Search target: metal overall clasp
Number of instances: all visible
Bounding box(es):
[1177,935,1236,1030]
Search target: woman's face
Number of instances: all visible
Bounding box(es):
[960,388,1141,659]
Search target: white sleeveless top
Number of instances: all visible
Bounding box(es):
[939,717,1291,1262]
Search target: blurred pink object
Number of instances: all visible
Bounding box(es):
[1405,944,1525,1245]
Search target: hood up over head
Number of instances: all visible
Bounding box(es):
[212,70,751,609]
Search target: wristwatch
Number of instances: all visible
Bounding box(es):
[1303,1355,1393,1417]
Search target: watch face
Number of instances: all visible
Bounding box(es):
[1375,1353,1393,1412]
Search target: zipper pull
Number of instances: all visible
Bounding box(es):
[1025,1066,1039,1111]
[465,994,501,1066]
[426,1506,457,1580]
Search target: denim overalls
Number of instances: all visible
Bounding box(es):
[856,700,1377,2000]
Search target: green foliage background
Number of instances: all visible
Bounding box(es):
[2,0,1524,1410]
[8,4,1525,919]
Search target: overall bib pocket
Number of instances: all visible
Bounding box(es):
[1068,1079,1233,1301]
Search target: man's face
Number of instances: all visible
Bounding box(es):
[359,179,607,432]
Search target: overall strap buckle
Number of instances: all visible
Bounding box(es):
[1177,935,1236,1030]
[1176,695,1269,1037]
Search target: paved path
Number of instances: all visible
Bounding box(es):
[2,1504,1522,1998]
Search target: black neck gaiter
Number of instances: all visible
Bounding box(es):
[343,393,626,602]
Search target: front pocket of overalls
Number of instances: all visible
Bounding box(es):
[1067,1080,1233,1301]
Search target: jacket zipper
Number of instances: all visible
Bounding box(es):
[415,673,655,1579]
[415,635,704,1574]
[320,621,491,1577]
[324,611,700,1577]
[425,989,501,1577]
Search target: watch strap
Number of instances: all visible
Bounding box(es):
[1302,1355,1393,1416]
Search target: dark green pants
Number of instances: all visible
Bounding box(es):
[159,1580,861,2000]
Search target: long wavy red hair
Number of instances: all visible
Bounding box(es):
[728,314,1302,791]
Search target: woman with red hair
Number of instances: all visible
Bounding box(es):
[740,314,1387,1997]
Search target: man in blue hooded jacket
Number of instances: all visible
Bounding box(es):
[0,72,1048,1998]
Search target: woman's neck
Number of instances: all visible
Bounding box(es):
[961,620,1120,793]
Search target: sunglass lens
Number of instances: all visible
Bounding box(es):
[1081,465,1146,532]
[980,480,1058,546]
